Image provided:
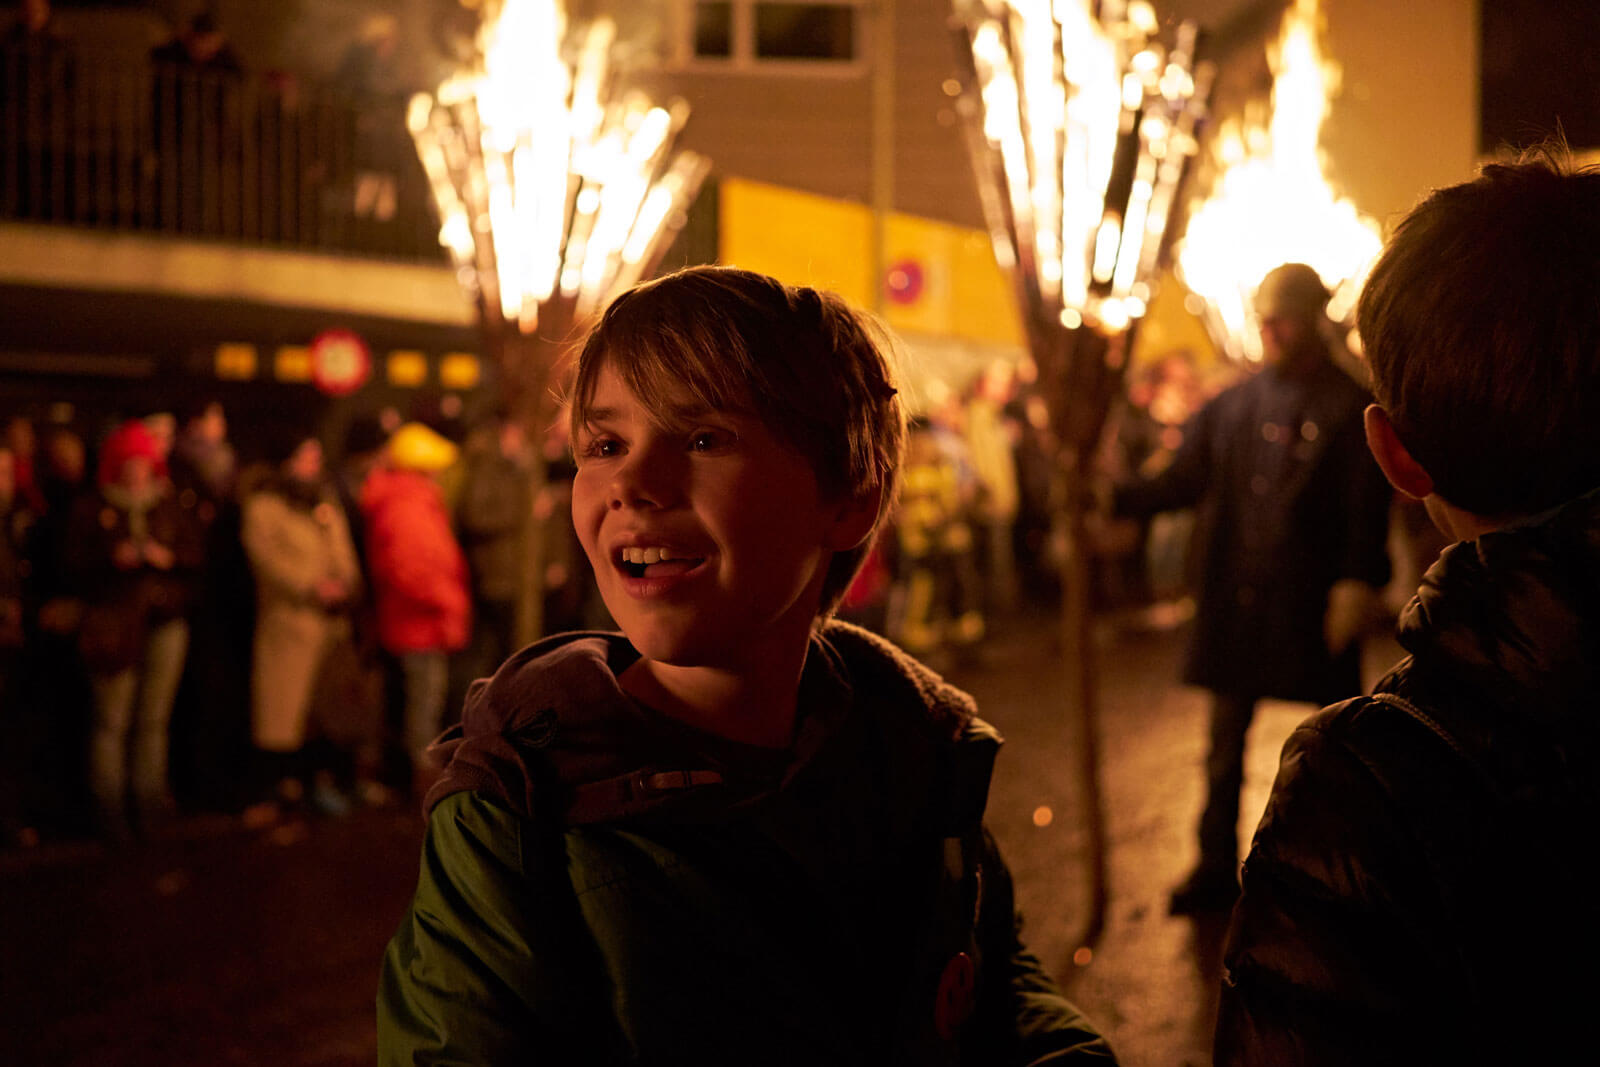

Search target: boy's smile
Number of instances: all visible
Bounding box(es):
[571,363,853,675]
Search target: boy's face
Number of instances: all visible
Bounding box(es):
[571,363,841,671]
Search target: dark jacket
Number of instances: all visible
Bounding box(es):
[455,441,531,605]
[1215,489,1600,1065]
[378,622,1116,1065]
[1114,357,1391,703]
[61,480,204,670]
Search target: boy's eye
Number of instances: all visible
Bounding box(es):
[688,430,728,452]
[581,435,622,459]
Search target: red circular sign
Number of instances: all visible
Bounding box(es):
[309,329,372,396]
[886,259,925,305]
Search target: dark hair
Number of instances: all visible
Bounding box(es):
[1357,145,1600,516]
[567,266,905,617]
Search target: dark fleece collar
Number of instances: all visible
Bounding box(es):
[422,619,981,823]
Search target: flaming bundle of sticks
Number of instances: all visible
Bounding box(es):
[408,0,709,345]
[950,0,1210,451]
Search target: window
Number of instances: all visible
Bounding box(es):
[681,0,864,70]
[694,2,734,59]
[754,4,856,61]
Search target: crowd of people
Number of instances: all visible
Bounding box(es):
[0,332,1229,852]
[0,398,604,847]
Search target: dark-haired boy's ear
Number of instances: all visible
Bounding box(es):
[824,486,883,552]
[1364,404,1434,500]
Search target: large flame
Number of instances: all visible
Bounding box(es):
[956,0,1207,334]
[1175,0,1381,361]
[408,0,709,332]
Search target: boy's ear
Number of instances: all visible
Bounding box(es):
[824,485,883,552]
[1364,404,1434,500]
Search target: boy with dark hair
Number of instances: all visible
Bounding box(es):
[378,266,1115,1064]
[1216,150,1600,1064]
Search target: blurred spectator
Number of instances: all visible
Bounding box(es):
[240,426,366,818]
[168,400,250,813]
[331,13,407,223]
[64,420,204,843]
[3,0,60,46]
[148,10,244,234]
[406,391,469,508]
[2,0,73,221]
[143,410,177,466]
[1008,388,1060,602]
[4,415,44,515]
[894,406,984,661]
[1095,352,1208,614]
[361,422,471,796]
[19,423,91,837]
[0,443,30,682]
[963,360,1022,614]
[534,416,590,635]
[454,410,532,686]
[149,10,242,75]
[168,399,237,522]
[0,445,33,843]
[835,534,893,634]
[1111,264,1392,914]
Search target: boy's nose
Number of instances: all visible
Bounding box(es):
[608,445,681,511]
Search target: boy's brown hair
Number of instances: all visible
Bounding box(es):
[567,265,905,616]
[1357,146,1600,517]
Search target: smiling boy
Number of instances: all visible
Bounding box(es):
[378,266,1114,1064]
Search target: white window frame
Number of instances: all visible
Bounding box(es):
[668,0,871,77]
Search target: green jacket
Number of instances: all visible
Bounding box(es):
[378,622,1115,1065]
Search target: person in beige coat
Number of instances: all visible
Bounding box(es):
[241,427,363,813]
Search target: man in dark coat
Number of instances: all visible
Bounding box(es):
[1216,150,1600,1065]
[1113,263,1392,913]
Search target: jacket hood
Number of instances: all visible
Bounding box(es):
[424,619,985,822]
[360,465,438,511]
[1396,487,1600,735]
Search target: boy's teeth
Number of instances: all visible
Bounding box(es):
[624,547,681,564]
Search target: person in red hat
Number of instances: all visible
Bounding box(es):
[63,419,203,842]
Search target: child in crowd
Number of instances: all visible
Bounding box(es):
[379,266,1115,1063]
[1216,149,1600,1063]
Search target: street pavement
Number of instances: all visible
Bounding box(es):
[0,608,1398,1066]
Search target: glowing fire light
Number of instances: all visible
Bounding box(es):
[408,1,710,334]
[952,0,1208,335]
[1175,0,1382,362]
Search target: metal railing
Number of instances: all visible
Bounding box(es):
[0,41,442,262]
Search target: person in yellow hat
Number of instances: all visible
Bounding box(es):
[359,421,471,796]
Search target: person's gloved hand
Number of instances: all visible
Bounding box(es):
[1324,579,1377,655]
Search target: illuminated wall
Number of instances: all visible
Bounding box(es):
[717,177,1023,350]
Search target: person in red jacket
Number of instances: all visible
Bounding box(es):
[359,422,471,794]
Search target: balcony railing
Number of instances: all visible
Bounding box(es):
[0,40,443,262]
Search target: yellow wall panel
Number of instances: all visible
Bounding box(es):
[950,231,1023,348]
[719,180,874,306]
[718,177,1023,350]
